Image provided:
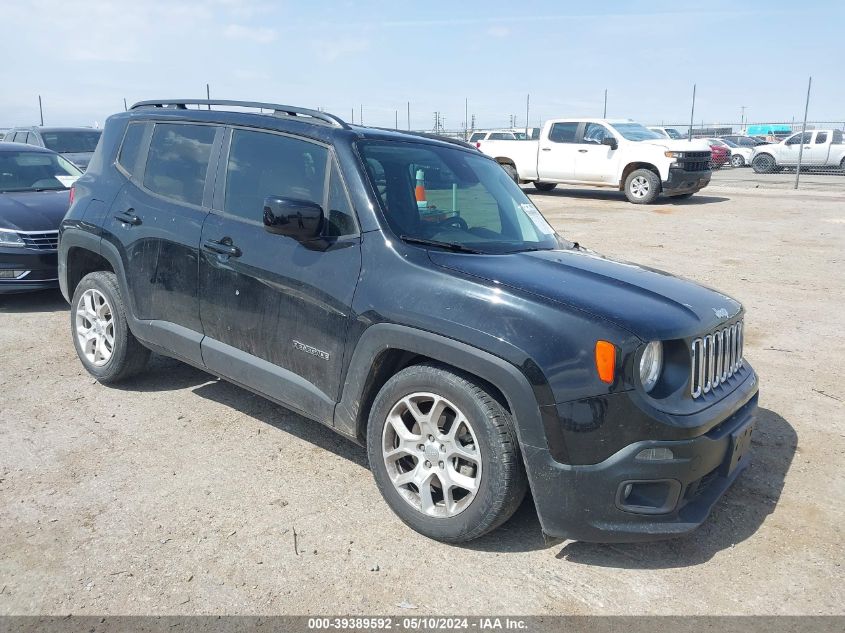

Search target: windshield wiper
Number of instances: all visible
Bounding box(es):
[399,235,482,254]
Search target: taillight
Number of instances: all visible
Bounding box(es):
[68,186,75,206]
[475,142,481,149]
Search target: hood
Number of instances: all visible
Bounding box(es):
[61,151,93,170]
[637,138,712,152]
[0,190,71,232]
[429,248,742,341]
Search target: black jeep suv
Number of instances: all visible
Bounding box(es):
[59,99,758,543]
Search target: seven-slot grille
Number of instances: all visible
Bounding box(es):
[690,320,744,398]
[21,231,59,251]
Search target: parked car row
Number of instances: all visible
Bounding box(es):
[3,98,760,546]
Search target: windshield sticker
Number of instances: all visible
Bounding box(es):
[520,203,555,235]
[55,175,79,187]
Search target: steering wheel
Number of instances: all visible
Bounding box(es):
[437,215,468,231]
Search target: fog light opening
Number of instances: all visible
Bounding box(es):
[0,270,29,279]
[616,479,681,515]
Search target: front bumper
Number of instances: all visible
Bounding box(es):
[525,381,758,542]
[0,248,59,294]
[663,167,711,195]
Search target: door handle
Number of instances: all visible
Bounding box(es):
[114,209,141,225]
[541,147,551,152]
[202,239,241,258]
[578,149,589,153]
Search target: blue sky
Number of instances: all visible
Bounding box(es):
[1,0,842,131]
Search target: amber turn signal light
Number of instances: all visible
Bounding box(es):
[595,340,616,384]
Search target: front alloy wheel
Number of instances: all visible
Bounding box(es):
[382,392,481,517]
[366,363,527,542]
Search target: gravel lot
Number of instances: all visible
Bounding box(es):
[1,182,843,616]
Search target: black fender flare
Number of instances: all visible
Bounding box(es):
[334,323,557,455]
[57,226,104,303]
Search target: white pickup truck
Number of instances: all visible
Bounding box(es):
[751,129,845,173]
[477,118,713,204]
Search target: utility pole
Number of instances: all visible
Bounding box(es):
[395,110,398,129]
[123,98,128,111]
[360,104,363,126]
[688,84,696,141]
[603,89,607,118]
[465,97,468,140]
[525,94,530,137]
[351,108,354,124]
[407,101,410,130]
[740,105,747,133]
[206,83,211,109]
[795,76,812,190]
[38,95,44,125]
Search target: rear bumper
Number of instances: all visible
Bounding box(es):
[663,167,711,195]
[0,248,58,294]
[526,386,758,542]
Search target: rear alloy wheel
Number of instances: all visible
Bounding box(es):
[533,181,556,192]
[367,363,527,542]
[71,271,150,384]
[624,168,661,204]
[752,153,776,174]
[730,154,745,168]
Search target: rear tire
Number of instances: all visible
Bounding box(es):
[624,168,661,204]
[500,163,519,184]
[840,157,845,174]
[730,154,745,168]
[533,181,556,192]
[752,153,776,174]
[70,271,150,384]
[366,363,527,543]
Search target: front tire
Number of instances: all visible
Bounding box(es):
[730,154,745,168]
[624,168,661,204]
[366,363,527,543]
[70,271,150,384]
[533,181,556,192]
[752,153,776,174]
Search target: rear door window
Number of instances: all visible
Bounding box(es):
[814,132,827,144]
[143,123,216,206]
[548,123,579,143]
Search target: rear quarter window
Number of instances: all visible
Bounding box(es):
[116,122,148,178]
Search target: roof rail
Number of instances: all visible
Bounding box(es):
[129,99,350,129]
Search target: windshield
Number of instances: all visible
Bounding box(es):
[41,130,101,154]
[664,128,682,139]
[0,150,82,192]
[611,123,663,141]
[358,140,560,254]
[721,138,738,148]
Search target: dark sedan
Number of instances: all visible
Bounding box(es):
[0,143,81,293]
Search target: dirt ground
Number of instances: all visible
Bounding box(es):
[1,181,843,616]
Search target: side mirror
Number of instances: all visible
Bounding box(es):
[263,196,323,241]
[601,137,618,150]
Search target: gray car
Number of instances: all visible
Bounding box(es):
[3,126,101,171]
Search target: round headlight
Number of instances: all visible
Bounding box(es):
[639,341,663,392]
